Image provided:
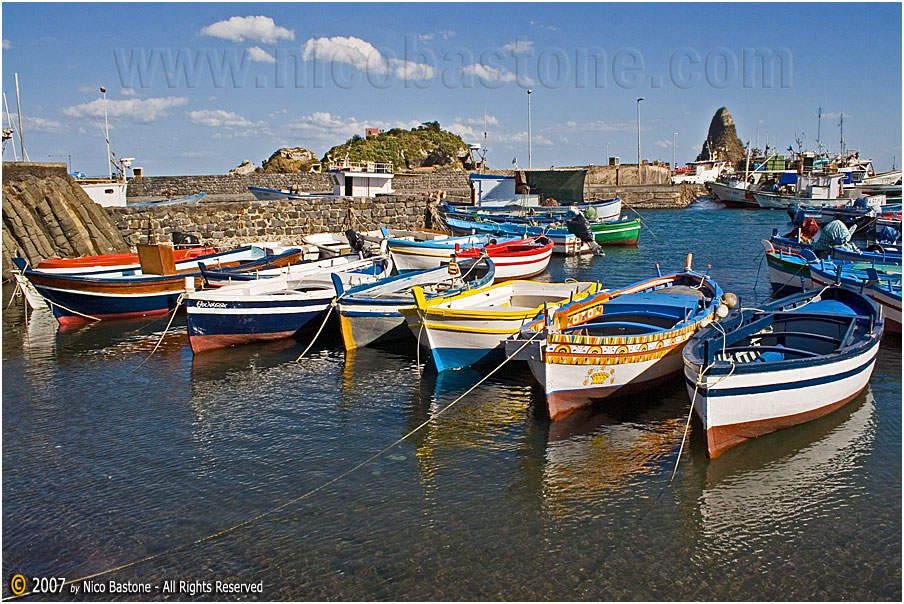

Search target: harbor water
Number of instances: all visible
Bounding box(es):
[2,199,901,601]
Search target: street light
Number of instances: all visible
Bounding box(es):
[606,141,610,164]
[527,89,532,170]
[636,97,644,184]
[100,86,111,179]
[672,131,678,173]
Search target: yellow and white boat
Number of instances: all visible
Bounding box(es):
[400,280,600,371]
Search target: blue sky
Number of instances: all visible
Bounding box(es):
[2,2,901,176]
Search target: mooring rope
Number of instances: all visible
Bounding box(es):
[294,299,337,362]
[5,281,22,311]
[1,329,544,602]
[130,294,185,373]
[670,320,735,481]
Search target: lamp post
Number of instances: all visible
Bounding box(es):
[100,86,111,179]
[527,89,532,170]
[672,131,677,173]
[606,141,610,165]
[636,97,644,183]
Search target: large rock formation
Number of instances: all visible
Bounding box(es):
[257,147,319,173]
[324,122,473,171]
[696,107,745,164]
[2,162,130,278]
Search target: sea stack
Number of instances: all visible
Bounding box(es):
[696,107,745,164]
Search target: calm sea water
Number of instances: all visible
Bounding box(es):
[3,199,901,601]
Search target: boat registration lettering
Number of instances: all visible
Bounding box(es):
[196,301,227,309]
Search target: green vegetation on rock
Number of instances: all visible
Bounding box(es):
[323,122,473,171]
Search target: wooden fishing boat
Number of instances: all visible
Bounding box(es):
[683,286,883,458]
[186,254,393,353]
[505,257,723,420]
[441,197,622,224]
[443,215,641,255]
[385,229,519,271]
[400,280,600,372]
[14,244,217,310]
[762,241,813,294]
[333,256,495,350]
[35,245,216,272]
[455,235,552,281]
[11,245,302,326]
[808,258,902,333]
[127,192,206,208]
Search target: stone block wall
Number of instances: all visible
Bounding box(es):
[125,171,471,203]
[106,194,437,249]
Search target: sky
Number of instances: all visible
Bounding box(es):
[1,2,901,176]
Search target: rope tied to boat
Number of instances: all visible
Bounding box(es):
[0,327,544,602]
[294,297,339,363]
[670,319,735,481]
[130,293,186,373]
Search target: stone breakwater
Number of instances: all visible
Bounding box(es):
[2,162,130,277]
[126,171,471,203]
[106,195,436,250]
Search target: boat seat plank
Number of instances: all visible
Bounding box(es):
[722,344,820,358]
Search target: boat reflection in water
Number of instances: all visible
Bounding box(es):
[695,387,876,553]
[539,381,688,518]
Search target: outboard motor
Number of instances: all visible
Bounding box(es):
[172,231,200,248]
[565,209,604,256]
[345,229,367,257]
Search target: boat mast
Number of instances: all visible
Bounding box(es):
[839,113,845,161]
[816,106,822,150]
[14,73,25,160]
[3,92,19,161]
[101,86,112,179]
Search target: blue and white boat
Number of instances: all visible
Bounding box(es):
[12,245,302,326]
[186,254,393,353]
[384,227,518,271]
[683,285,883,457]
[808,258,902,334]
[128,192,206,208]
[332,256,495,350]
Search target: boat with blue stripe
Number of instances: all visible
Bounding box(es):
[333,256,495,350]
[186,254,393,353]
[12,245,302,326]
[683,285,883,458]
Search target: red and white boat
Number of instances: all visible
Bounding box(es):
[456,235,553,281]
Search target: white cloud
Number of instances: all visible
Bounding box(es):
[655,139,673,148]
[418,33,434,42]
[61,97,189,123]
[455,115,500,127]
[494,131,554,146]
[558,119,636,133]
[302,35,389,73]
[439,30,456,40]
[9,113,68,134]
[284,112,421,149]
[246,46,277,64]
[529,20,560,32]
[301,36,434,80]
[268,108,288,119]
[120,88,138,97]
[200,15,294,43]
[461,63,518,83]
[186,109,256,128]
[446,122,483,141]
[502,40,533,54]
[392,59,435,80]
[2,39,11,50]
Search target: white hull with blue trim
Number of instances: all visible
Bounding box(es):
[683,286,883,457]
